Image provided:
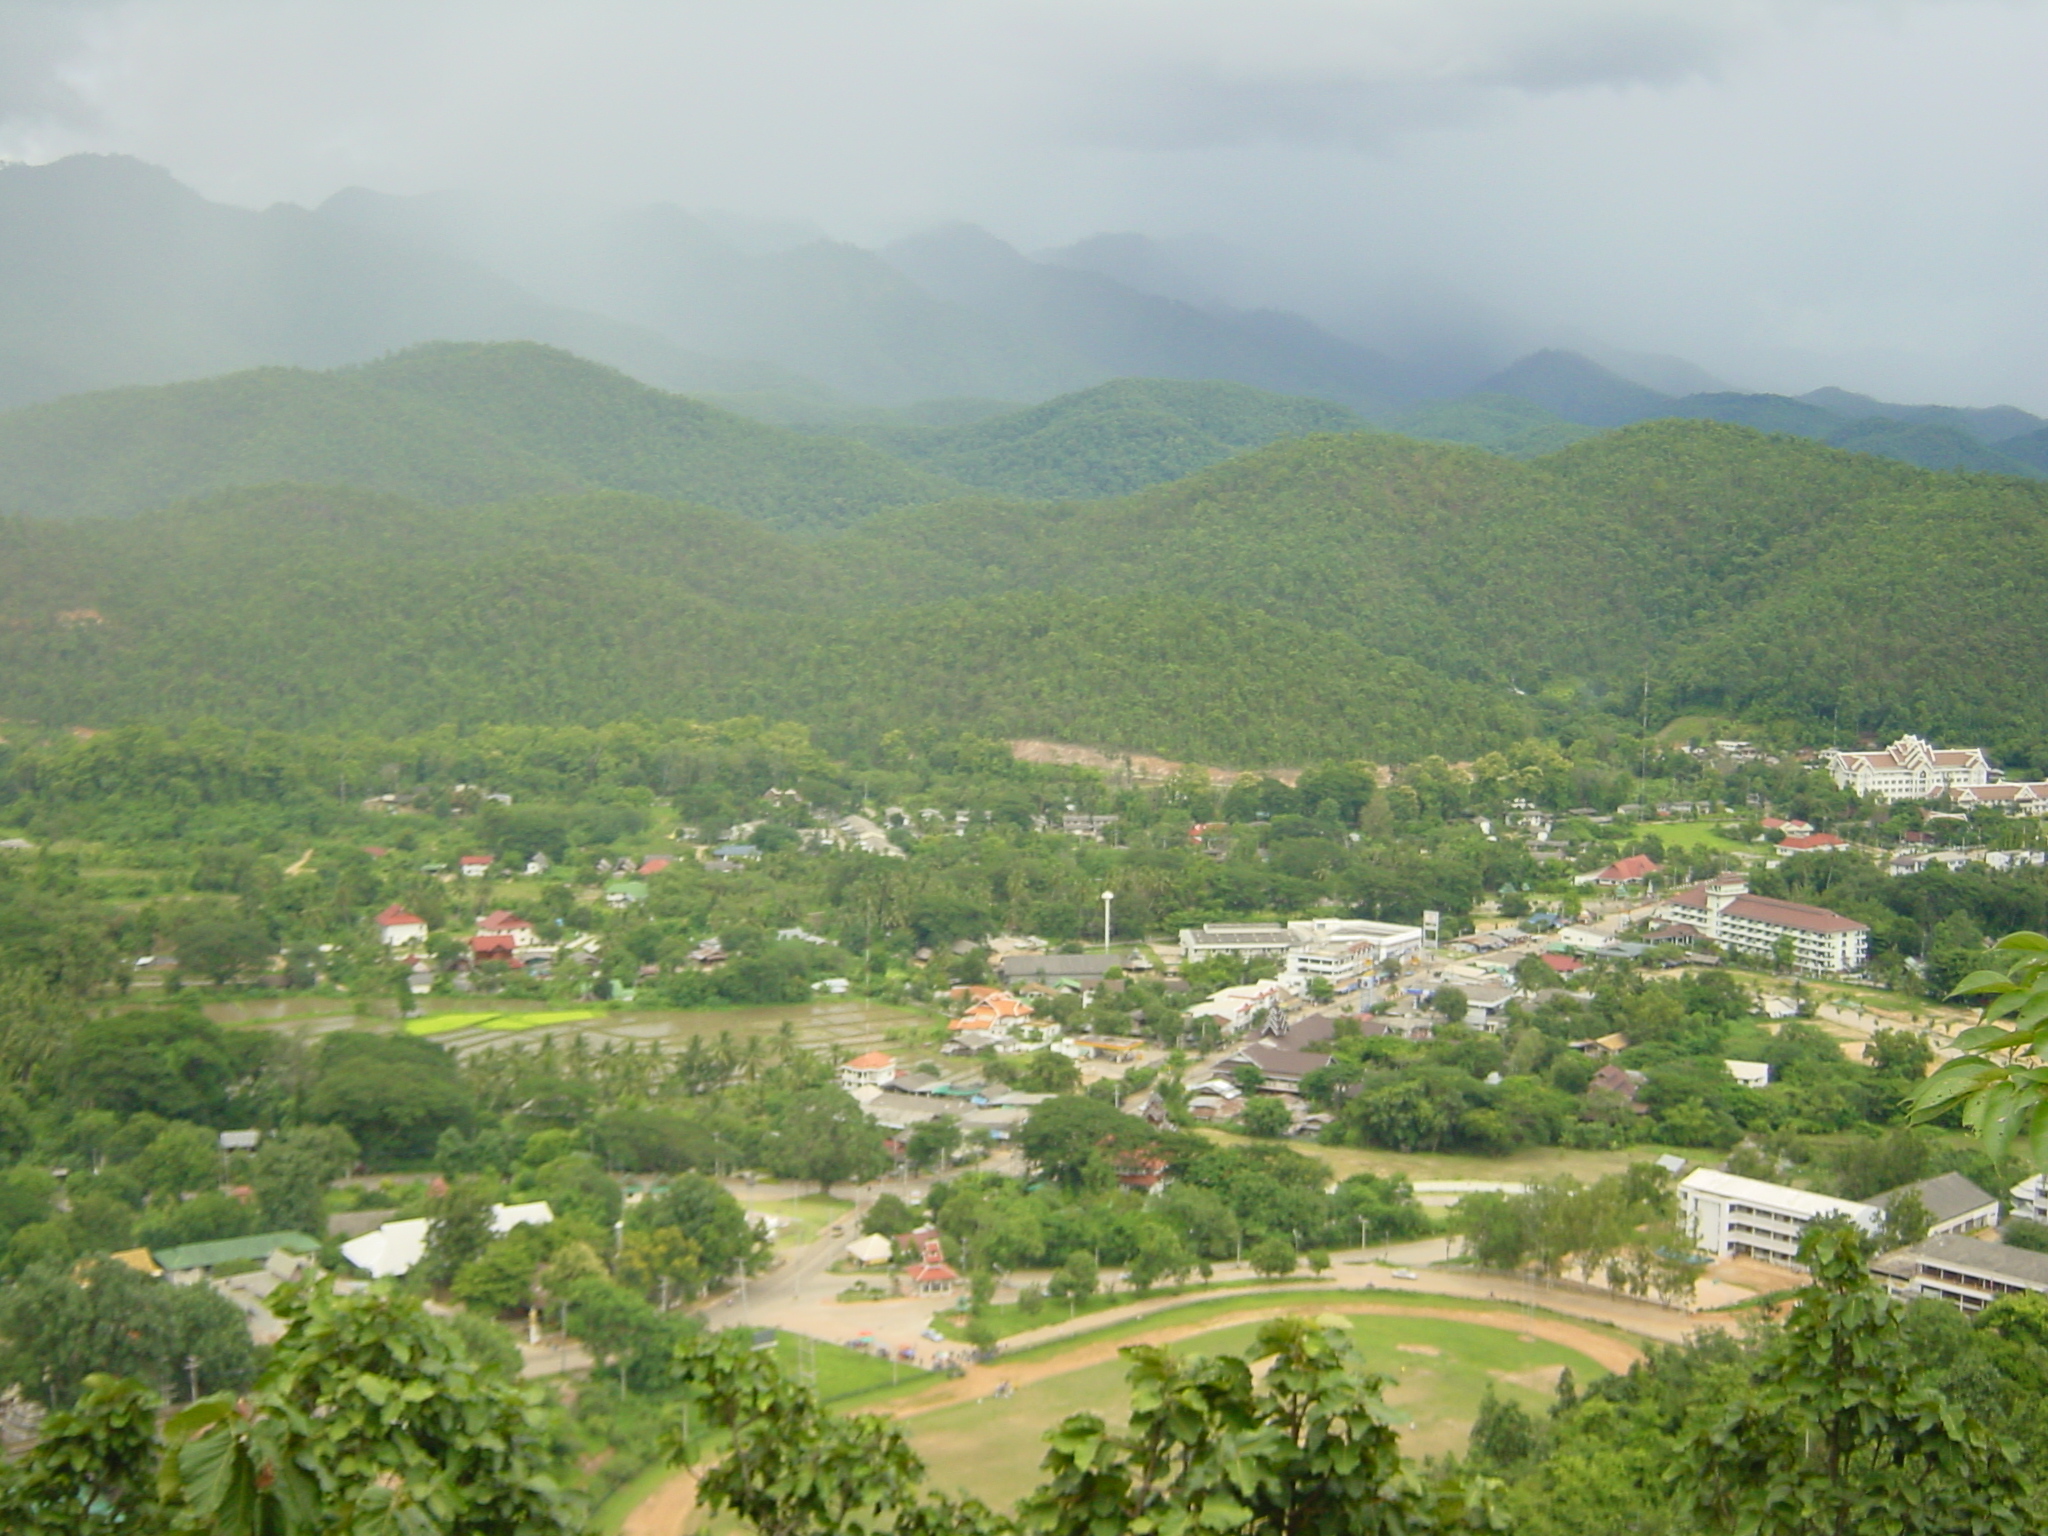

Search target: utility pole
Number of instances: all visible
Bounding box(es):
[1101,890,1114,954]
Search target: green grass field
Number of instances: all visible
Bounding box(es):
[1647,820,1758,856]
[900,1309,1606,1508]
[745,1194,855,1249]
[1198,1130,1718,1189]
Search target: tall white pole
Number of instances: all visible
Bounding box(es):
[1101,891,1114,953]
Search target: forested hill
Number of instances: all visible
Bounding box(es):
[7,417,2048,761]
[0,343,964,533]
[838,420,2048,754]
[0,484,1529,765]
[836,377,1368,499]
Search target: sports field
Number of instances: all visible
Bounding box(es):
[893,1299,1619,1510]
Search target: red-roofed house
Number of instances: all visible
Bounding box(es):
[1661,877,1868,972]
[469,933,519,965]
[1539,952,1585,977]
[1761,817,1814,835]
[1585,853,1661,886]
[375,905,428,948]
[838,1051,897,1091]
[458,855,494,879]
[477,911,537,945]
[638,855,675,876]
[1778,832,1849,854]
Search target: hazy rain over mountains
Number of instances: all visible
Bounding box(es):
[1,0,2044,414]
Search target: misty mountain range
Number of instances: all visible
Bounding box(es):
[1,153,2045,483]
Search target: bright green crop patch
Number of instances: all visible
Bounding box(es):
[403,1013,502,1035]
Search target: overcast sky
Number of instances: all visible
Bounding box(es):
[2,0,2044,406]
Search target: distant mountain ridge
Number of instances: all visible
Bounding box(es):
[0,342,964,532]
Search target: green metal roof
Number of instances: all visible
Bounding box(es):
[152,1230,319,1272]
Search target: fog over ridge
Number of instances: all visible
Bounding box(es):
[0,0,2043,408]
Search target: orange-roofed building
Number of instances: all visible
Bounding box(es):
[838,1051,898,1091]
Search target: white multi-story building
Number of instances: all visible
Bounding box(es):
[1876,1235,2048,1313]
[1661,878,1869,973]
[1282,941,1371,988]
[1825,735,1995,802]
[1677,1169,1882,1265]
[1947,781,2048,817]
[2011,1173,2048,1224]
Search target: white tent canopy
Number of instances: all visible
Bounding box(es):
[339,1202,554,1279]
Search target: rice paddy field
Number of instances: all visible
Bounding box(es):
[205,995,928,1059]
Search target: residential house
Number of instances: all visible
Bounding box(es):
[1661,878,1869,973]
[1588,1063,1649,1112]
[457,855,494,879]
[1580,854,1661,887]
[522,851,552,877]
[838,1052,898,1092]
[1677,1169,1883,1264]
[154,1231,320,1286]
[1186,980,1289,1034]
[603,879,649,908]
[1777,832,1850,854]
[1724,1059,1771,1088]
[1761,817,1815,836]
[478,910,537,947]
[1825,736,1995,802]
[374,904,428,949]
[1538,952,1586,979]
[1218,1041,1332,1093]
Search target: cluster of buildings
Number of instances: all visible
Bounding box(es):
[1177,918,1425,991]
[1677,1165,2048,1314]
[1826,733,2048,816]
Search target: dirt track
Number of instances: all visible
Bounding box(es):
[875,1297,1641,1419]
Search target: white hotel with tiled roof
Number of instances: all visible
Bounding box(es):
[1661,877,1869,973]
[1824,735,1994,801]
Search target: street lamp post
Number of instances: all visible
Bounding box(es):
[1101,890,1114,954]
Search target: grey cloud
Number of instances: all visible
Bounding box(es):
[0,1,115,129]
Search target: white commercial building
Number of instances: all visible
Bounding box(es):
[1178,924,1298,962]
[1179,918,1425,970]
[1661,878,1868,974]
[1825,735,1995,802]
[1677,1169,1882,1265]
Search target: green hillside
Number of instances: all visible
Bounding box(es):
[10,417,2048,761]
[843,377,1367,498]
[1379,393,1600,457]
[0,483,1525,764]
[0,343,965,533]
[840,420,2048,749]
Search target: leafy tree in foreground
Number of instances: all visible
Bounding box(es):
[1684,1221,2030,1536]
[162,1280,576,1534]
[1912,930,2048,1164]
[669,1317,1502,1536]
